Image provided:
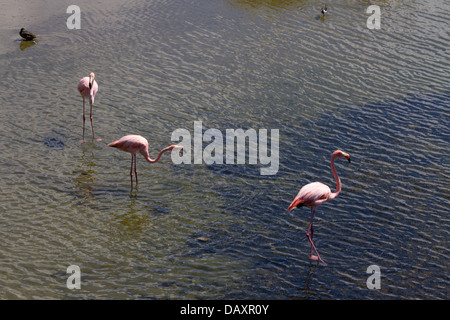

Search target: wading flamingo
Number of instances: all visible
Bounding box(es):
[108,135,183,189]
[78,73,99,142]
[287,150,350,265]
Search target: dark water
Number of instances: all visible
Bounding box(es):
[0,0,448,299]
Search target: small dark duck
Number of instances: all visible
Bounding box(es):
[20,28,37,41]
[321,6,328,15]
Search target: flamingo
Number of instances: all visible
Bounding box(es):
[78,72,99,142]
[287,150,350,264]
[108,135,183,189]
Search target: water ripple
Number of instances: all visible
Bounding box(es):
[0,0,449,299]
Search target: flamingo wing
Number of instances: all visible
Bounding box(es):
[78,77,89,95]
[108,135,147,154]
[287,182,331,210]
[78,76,98,97]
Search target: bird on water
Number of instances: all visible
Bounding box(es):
[108,135,183,189]
[78,72,99,142]
[321,6,328,15]
[19,28,37,41]
[287,150,351,265]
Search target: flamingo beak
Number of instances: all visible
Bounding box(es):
[287,197,302,211]
[341,152,351,163]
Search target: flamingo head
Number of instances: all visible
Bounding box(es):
[333,150,351,163]
[287,197,304,211]
[89,72,95,90]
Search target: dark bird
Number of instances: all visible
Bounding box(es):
[20,28,37,41]
[321,6,328,15]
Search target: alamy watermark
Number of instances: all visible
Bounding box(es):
[67,5,381,31]
[367,5,381,30]
[65,264,381,291]
[66,265,81,289]
[66,5,81,29]
[366,265,381,289]
[171,121,279,175]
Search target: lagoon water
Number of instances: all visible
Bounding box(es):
[0,0,448,299]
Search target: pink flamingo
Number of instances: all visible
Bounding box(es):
[78,72,100,142]
[108,135,183,189]
[287,150,350,264]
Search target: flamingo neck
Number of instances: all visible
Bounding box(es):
[329,154,342,200]
[89,84,95,100]
[143,146,173,163]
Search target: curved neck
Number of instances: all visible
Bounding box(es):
[143,146,173,163]
[329,154,341,200]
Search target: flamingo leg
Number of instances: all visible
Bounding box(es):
[89,101,95,140]
[130,154,134,189]
[129,154,139,189]
[306,207,327,265]
[309,223,314,257]
[82,98,86,142]
[134,153,138,186]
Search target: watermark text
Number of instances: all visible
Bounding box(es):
[171,121,279,175]
[366,264,381,289]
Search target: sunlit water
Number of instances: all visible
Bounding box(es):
[0,0,448,299]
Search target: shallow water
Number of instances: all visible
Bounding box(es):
[0,0,449,299]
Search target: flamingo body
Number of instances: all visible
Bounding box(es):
[108,135,183,189]
[288,150,350,264]
[78,72,99,142]
[287,182,332,210]
[108,135,149,157]
[78,76,98,100]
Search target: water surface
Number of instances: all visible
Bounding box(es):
[0,0,448,299]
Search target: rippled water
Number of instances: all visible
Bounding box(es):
[0,0,448,299]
